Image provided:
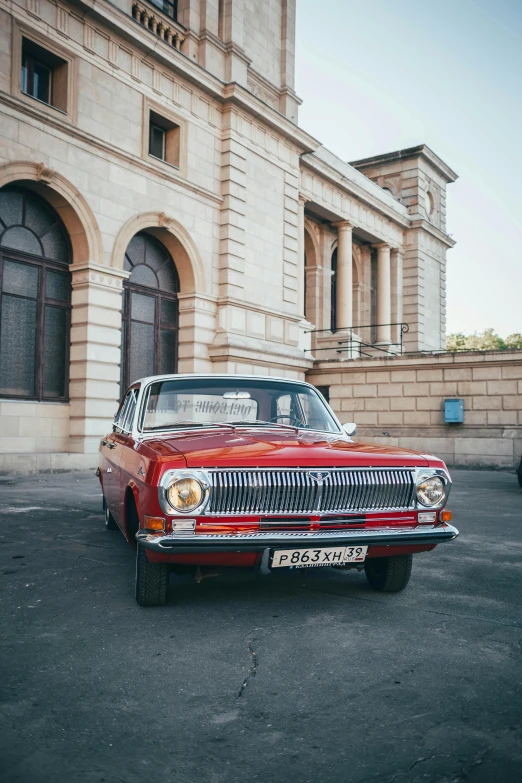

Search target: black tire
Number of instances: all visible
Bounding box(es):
[103,497,117,530]
[364,554,413,593]
[135,544,169,607]
[517,458,522,489]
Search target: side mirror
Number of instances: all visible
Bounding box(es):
[343,422,357,437]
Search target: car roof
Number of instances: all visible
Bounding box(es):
[131,373,316,388]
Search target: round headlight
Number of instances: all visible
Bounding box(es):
[167,477,203,512]
[416,476,445,506]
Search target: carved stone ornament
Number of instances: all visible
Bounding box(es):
[158,212,173,228]
[36,163,56,184]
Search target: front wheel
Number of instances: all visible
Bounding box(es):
[364,554,412,593]
[135,545,169,606]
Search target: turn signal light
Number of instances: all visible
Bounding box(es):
[143,515,165,532]
[440,510,452,523]
[418,511,436,524]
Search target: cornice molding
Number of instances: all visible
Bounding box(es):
[301,153,411,229]
[408,219,456,248]
[215,296,305,324]
[208,335,314,370]
[222,83,318,154]
[350,144,458,184]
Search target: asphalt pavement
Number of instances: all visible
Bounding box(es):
[0,468,521,783]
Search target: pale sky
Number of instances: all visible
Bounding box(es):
[295,0,522,337]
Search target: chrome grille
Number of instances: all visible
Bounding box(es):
[206,468,416,516]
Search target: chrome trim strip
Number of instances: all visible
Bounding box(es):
[136,523,459,553]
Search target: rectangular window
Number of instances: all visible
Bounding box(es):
[20,37,68,113]
[148,111,180,168]
[148,0,178,21]
[149,123,166,161]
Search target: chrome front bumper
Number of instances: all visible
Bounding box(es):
[136,523,459,554]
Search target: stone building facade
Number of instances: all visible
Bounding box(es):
[0,0,460,471]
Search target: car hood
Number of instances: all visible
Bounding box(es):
[142,427,431,468]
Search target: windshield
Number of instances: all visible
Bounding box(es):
[140,378,340,433]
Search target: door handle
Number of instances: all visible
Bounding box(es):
[101,439,116,449]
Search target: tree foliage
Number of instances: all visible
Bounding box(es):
[446,329,522,351]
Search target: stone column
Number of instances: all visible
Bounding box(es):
[68,264,129,454]
[390,246,403,346]
[333,221,353,330]
[297,195,306,319]
[374,243,392,343]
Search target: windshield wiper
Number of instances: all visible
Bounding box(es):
[224,420,302,430]
[145,421,235,431]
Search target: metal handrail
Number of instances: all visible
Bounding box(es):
[304,322,410,358]
[305,322,409,335]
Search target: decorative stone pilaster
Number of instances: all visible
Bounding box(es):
[333,221,354,330]
[373,243,392,344]
[177,293,217,373]
[222,0,250,86]
[297,195,307,319]
[219,119,247,299]
[68,264,129,454]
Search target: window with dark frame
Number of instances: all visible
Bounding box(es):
[147,0,178,22]
[20,37,68,113]
[121,232,180,393]
[149,122,166,161]
[0,187,71,401]
[148,110,181,168]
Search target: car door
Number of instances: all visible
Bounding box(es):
[101,389,135,523]
[111,386,140,525]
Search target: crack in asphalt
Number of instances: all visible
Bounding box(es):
[237,640,258,698]
[388,754,451,783]
[298,583,522,628]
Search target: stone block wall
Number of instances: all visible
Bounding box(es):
[0,401,70,465]
[307,351,522,468]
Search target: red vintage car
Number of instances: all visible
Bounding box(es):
[98,374,458,606]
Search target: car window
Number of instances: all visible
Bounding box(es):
[114,388,139,433]
[140,378,340,433]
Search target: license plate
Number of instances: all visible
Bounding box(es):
[271,546,368,568]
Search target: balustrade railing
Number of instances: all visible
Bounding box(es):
[132,2,185,49]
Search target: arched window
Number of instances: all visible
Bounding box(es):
[330,247,337,332]
[0,186,71,400]
[121,231,179,390]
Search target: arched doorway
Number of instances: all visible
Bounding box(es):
[121,231,180,390]
[0,185,71,400]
